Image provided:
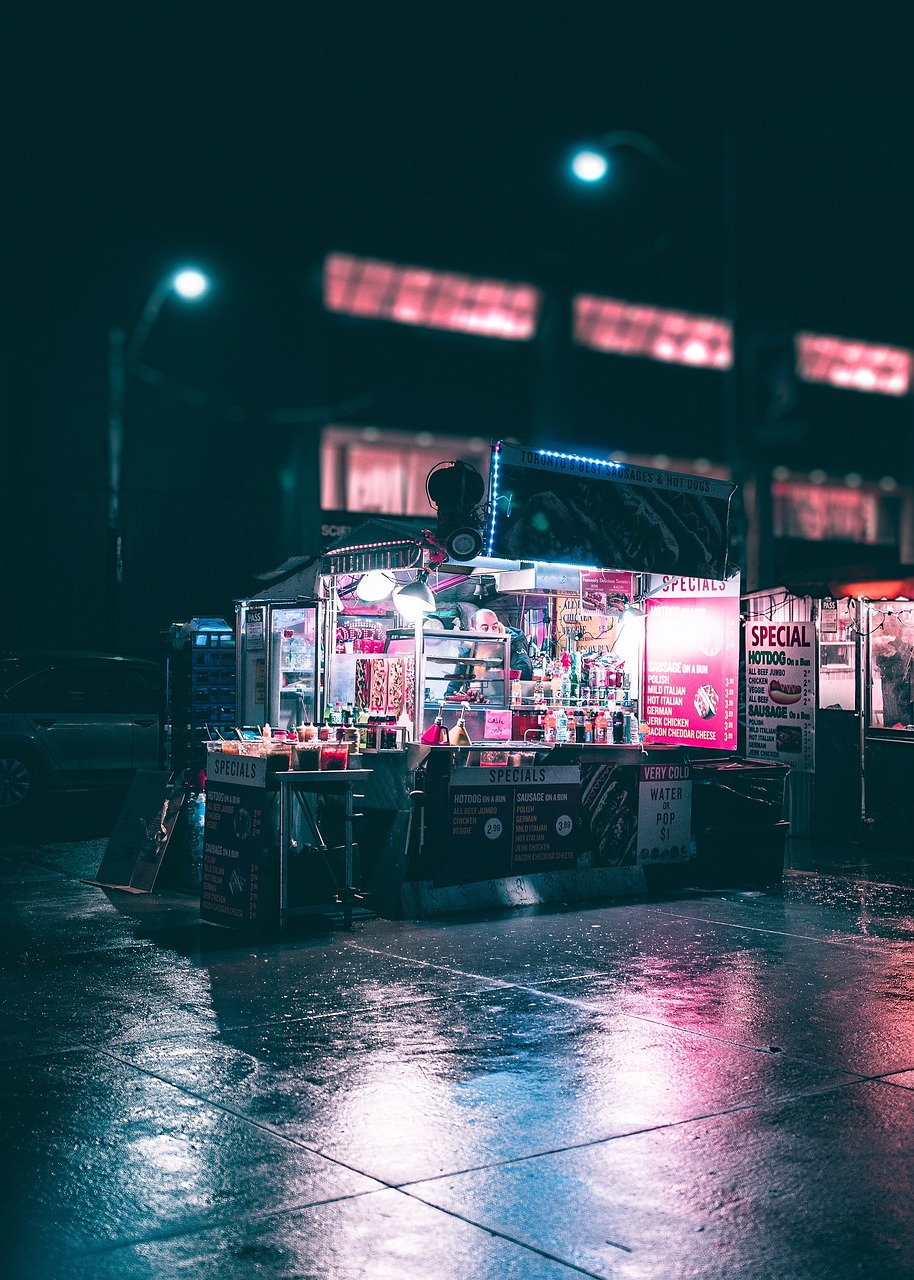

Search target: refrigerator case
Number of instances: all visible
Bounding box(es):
[236,600,320,731]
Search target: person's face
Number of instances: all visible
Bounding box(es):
[475,611,499,631]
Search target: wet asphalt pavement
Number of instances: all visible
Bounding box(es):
[4,794,914,1277]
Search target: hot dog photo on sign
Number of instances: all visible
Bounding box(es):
[768,678,803,706]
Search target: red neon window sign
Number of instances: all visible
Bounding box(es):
[324,253,541,340]
[573,294,733,369]
[795,332,911,396]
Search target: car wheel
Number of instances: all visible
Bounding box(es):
[0,747,44,814]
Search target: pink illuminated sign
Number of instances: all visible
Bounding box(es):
[643,575,740,750]
[323,253,541,340]
[795,332,911,396]
[573,294,733,369]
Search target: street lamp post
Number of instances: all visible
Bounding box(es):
[569,130,748,580]
[106,268,210,650]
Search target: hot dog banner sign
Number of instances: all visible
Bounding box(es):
[745,620,816,772]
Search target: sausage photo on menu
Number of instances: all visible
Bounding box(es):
[768,679,802,706]
[693,684,719,719]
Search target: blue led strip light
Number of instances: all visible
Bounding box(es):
[485,443,502,557]
[536,449,623,471]
[487,444,624,560]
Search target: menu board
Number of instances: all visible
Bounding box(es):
[201,752,273,927]
[581,570,637,613]
[443,764,580,884]
[745,619,816,772]
[643,575,741,750]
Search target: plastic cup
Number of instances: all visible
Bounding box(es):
[319,742,350,771]
[293,744,321,770]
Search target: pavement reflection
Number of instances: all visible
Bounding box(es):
[6,823,914,1275]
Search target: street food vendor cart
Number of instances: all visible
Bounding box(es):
[203,443,753,925]
[305,443,745,915]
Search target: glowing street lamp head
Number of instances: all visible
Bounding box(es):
[570,148,609,183]
[172,269,210,300]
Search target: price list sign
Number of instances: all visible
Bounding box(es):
[637,761,693,863]
[443,764,580,884]
[745,619,816,772]
[202,752,271,928]
[643,575,740,750]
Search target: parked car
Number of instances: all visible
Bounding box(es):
[0,652,160,814]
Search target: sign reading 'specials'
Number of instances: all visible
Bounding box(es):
[206,753,267,786]
[487,443,736,579]
[201,751,272,928]
[441,764,581,886]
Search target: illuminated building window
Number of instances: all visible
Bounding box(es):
[573,294,733,369]
[772,477,897,545]
[323,252,541,340]
[321,426,491,517]
[795,332,911,396]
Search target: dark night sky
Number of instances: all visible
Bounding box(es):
[6,5,914,448]
[3,3,914,648]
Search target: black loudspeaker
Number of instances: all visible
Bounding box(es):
[426,461,486,562]
[443,525,484,561]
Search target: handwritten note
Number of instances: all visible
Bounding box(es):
[483,708,513,740]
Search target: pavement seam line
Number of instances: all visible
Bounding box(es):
[394,1074,872,1187]
[343,940,876,1070]
[70,1184,406,1259]
[94,1043,404,1193]
[92,1038,868,1209]
[71,1181,604,1276]
[391,1187,610,1279]
[651,902,912,950]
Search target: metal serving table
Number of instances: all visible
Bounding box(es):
[275,769,372,930]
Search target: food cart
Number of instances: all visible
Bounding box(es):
[201,443,756,925]
[308,444,745,915]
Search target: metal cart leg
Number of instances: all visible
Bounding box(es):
[278,780,289,933]
[342,785,355,929]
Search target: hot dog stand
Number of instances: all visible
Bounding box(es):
[315,446,747,913]
[203,443,763,925]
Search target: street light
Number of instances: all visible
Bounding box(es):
[568,128,745,578]
[106,267,211,649]
[569,131,687,184]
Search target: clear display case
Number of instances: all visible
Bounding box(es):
[420,629,510,708]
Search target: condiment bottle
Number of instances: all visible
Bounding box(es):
[449,713,472,746]
[422,707,449,745]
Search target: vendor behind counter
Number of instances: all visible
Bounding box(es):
[442,606,533,696]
